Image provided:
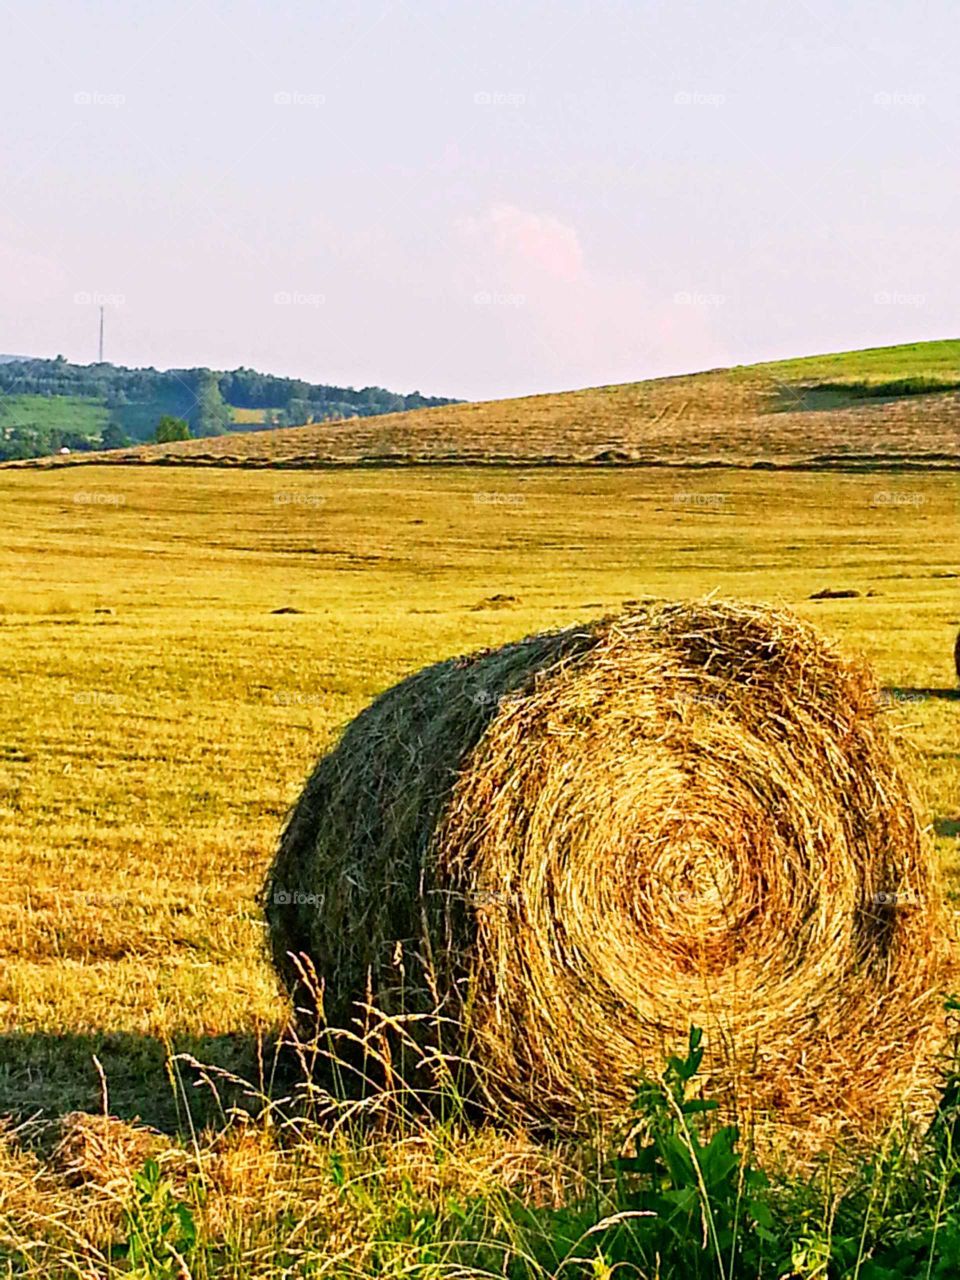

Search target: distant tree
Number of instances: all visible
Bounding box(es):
[286,397,312,425]
[155,415,191,443]
[101,422,132,450]
[191,370,233,436]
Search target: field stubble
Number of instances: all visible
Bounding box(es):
[0,462,958,1272]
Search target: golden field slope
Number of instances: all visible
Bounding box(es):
[5,339,960,470]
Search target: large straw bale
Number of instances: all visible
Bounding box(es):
[266,600,953,1136]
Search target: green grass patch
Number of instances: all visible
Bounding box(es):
[0,394,108,435]
[5,1023,960,1277]
[776,376,960,412]
[757,338,960,385]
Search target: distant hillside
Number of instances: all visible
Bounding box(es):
[12,339,958,472]
[0,356,459,461]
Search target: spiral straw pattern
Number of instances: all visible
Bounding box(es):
[266,600,951,1138]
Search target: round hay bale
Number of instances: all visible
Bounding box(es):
[265,599,952,1138]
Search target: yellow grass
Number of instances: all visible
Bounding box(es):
[0,461,958,1270]
[229,407,270,425]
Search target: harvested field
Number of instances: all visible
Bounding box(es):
[8,340,960,472]
[2,462,959,1273]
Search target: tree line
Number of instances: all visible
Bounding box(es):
[0,356,458,460]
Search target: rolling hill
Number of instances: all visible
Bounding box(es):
[6,339,960,470]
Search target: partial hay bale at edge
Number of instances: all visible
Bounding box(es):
[265,599,954,1141]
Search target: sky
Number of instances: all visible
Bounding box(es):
[1,0,957,401]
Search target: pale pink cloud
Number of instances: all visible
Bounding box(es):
[462,203,585,282]
[454,202,730,393]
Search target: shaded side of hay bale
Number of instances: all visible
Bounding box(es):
[265,617,605,1028]
[265,600,951,1138]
